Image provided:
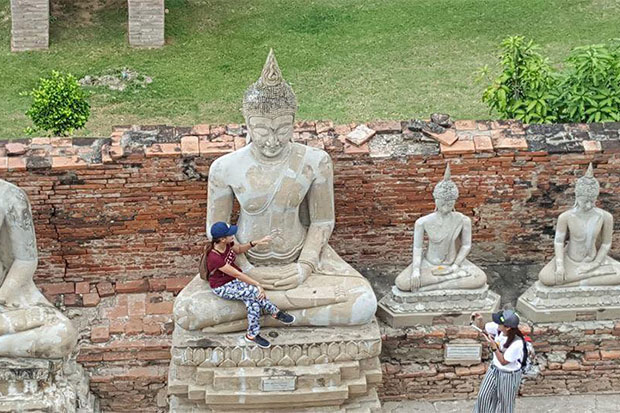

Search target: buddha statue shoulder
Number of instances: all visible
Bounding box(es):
[539,163,620,287]
[0,179,77,358]
[174,50,377,333]
[394,165,487,292]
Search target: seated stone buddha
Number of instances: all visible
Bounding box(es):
[0,179,77,358]
[394,165,487,292]
[174,50,377,333]
[539,163,620,287]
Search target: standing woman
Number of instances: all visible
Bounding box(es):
[471,310,525,413]
[203,222,295,349]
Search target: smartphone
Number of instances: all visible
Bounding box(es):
[470,323,485,334]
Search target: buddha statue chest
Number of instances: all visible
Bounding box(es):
[566,211,604,260]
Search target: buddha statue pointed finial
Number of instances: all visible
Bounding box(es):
[242,49,298,118]
[432,164,459,201]
[575,162,599,201]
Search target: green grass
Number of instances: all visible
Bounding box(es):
[1,0,619,137]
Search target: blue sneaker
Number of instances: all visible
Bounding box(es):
[245,334,271,348]
[273,311,295,325]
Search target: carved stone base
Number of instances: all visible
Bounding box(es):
[377,285,501,327]
[517,281,620,322]
[168,320,382,412]
[0,357,98,412]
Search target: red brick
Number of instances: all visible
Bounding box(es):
[52,156,88,170]
[125,318,143,335]
[473,135,493,152]
[425,128,458,146]
[165,277,192,293]
[0,157,7,171]
[585,351,601,361]
[191,124,210,136]
[75,281,90,294]
[97,282,115,297]
[116,279,150,294]
[109,320,125,334]
[146,301,173,315]
[601,350,620,360]
[7,157,26,171]
[343,142,369,155]
[316,120,334,134]
[138,350,171,361]
[469,364,486,375]
[495,137,528,151]
[180,135,200,156]
[41,282,74,295]
[91,326,110,343]
[82,292,101,307]
[368,120,401,133]
[149,279,167,292]
[143,323,162,335]
[562,360,580,371]
[199,138,234,156]
[583,140,602,154]
[440,139,475,154]
[64,294,79,306]
[454,120,477,130]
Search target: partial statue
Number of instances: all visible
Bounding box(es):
[173,50,377,333]
[394,165,487,292]
[0,179,77,358]
[539,163,620,286]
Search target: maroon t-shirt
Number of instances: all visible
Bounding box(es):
[207,242,239,288]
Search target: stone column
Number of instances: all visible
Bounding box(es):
[128,0,165,48]
[10,0,49,51]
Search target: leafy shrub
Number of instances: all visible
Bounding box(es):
[479,36,620,123]
[26,71,90,136]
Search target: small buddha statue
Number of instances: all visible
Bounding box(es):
[394,165,487,292]
[539,163,620,286]
[174,50,377,333]
[0,179,77,358]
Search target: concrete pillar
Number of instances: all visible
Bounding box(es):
[10,0,49,51]
[128,0,165,48]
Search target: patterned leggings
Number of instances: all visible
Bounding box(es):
[212,279,279,337]
[473,364,522,413]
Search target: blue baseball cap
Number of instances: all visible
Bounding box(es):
[492,310,520,328]
[210,222,237,239]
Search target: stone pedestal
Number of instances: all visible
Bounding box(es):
[377,286,501,327]
[168,320,383,412]
[128,0,165,48]
[10,0,49,51]
[0,357,98,412]
[517,281,620,322]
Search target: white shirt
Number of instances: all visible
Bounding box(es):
[485,322,524,372]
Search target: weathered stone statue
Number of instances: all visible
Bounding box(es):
[0,179,96,412]
[538,163,619,286]
[0,179,77,357]
[394,165,487,292]
[378,166,499,326]
[168,50,381,412]
[174,50,376,333]
[518,164,620,322]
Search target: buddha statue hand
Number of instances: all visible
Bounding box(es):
[410,267,422,291]
[246,262,311,290]
[578,260,602,275]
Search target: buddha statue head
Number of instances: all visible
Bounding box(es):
[242,49,298,158]
[574,163,599,212]
[432,164,459,213]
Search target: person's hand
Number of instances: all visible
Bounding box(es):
[410,267,421,290]
[273,263,312,290]
[555,262,566,284]
[256,285,266,300]
[253,236,272,247]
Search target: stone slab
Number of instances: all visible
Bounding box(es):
[169,320,382,412]
[517,281,620,322]
[377,286,501,327]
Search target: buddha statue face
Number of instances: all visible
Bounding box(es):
[435,197,456,214]
[247,114,294,158]
[575,195,595,212]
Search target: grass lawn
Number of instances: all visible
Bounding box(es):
[1,0,619,138]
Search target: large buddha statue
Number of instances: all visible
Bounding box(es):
[173,50,377,333]
[539,163,620,287]
[394,165,487,292]
[0,179,77,358]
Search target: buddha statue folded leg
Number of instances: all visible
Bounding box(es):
[395,259,487,292]
[174,273,376,333]
[0,305,77,358]
[539,256,620,287]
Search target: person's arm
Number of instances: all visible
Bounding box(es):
[490,339,521,366]
[219,264,266,298]
[232,236,271,254]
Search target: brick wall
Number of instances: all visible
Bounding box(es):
[1,119,619,410]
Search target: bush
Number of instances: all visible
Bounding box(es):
[479,36,620,123]
[26,71,90,136]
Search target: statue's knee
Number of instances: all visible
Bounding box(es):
[394,272,411,291]
[351,285,377,324]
